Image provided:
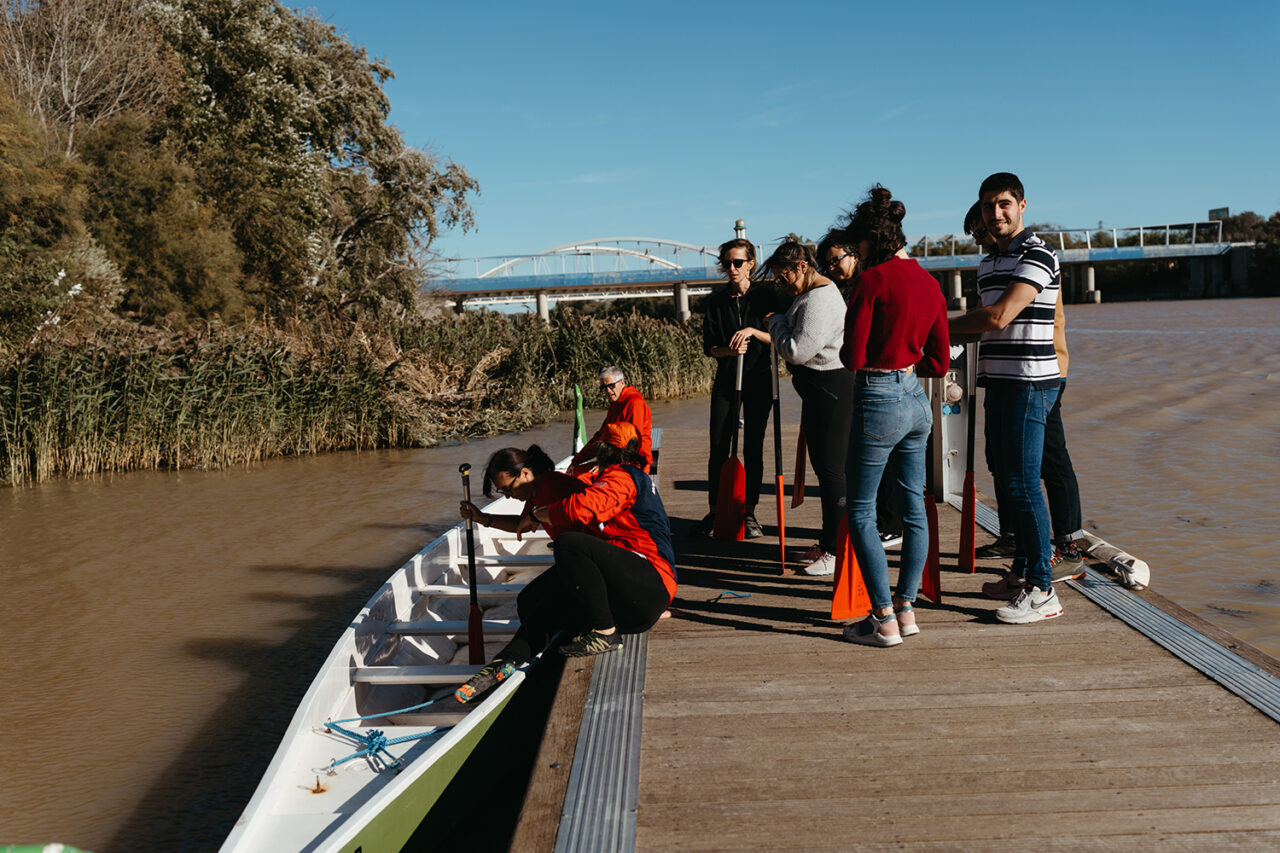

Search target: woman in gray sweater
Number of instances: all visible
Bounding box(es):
[764,241,855,576]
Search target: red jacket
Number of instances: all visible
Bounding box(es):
[529,472,588,540]
[570,385,653,472]
[841,256,951,377]
[547,465,677,602]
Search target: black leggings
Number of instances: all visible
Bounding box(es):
[708,372,772,511]
[791,365,854,553]
[497,532,670,663]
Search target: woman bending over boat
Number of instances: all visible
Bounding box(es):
[455,424,676,702]
[838,185,950,646]
[763,240,855,577]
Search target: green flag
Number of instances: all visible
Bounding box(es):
[573,384,587,452]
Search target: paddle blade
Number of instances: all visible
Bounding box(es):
[831,515,870,620]
[791,426,807,508]
[712,458,746,540]
[467,604,485,665]
[958,471,977,574]
[775,475,787,574]
[922,494,942,603]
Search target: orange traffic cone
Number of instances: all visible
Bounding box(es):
[831,515,871,620]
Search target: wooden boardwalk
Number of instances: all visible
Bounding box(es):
[515,423,1280,851]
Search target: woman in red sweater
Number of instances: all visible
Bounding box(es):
[838,185,950,647]
[456,424,675,701]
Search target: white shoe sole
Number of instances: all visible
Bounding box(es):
[996,604,1064,624]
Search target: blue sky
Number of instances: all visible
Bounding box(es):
[307,0,1279,262]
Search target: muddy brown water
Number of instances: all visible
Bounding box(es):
[2,297,1277,851]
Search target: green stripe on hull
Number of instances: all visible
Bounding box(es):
[337,687,518,853]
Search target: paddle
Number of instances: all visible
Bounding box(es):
[459,463,485,665]
[770,342,786,572]
[712,352,746,540]
[791,426,807,508]
[958,345,978,573]
[921,380,943,604]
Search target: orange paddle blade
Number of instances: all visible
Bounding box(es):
[959,471,977,573]
[921,494,942,603]
[712,458,746,540]
[831,515,871,620]
[791,426,807,508]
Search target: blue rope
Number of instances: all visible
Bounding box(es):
[709,590,751,603]
[324,695,450,771]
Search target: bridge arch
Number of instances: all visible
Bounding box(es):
[476,237,721,278]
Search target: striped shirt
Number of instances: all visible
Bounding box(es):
[976,229,1061,387]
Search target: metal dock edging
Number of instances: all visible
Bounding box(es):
[553,632,647,853]
[946,494,1280,724]
[1067,568,1280,723]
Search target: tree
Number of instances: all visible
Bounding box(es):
[0,0,178,156]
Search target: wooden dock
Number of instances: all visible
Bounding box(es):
[511,424,1280,851]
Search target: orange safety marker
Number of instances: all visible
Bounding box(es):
[831,515,871,620]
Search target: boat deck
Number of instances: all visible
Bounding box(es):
[512,424,1280,851]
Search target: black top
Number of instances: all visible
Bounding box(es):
[702,283,782,388]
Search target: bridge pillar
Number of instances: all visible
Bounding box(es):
[947,270,965,310]
[1231,246,1251,292]
[1084,265,1101,303]
[674,282,691,323]
[453,297,466,315]
[536,292,551,323]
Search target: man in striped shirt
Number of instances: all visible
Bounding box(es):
[949,173,1064,624]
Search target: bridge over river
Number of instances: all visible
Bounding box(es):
[426,221,1252,321]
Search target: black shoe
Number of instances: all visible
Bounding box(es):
[1057,541,1085,565]
[695,512,715,537]
[743,513,764,539]
[559,629,623,657]
[975,535,1017,559]
[454,660,516,704]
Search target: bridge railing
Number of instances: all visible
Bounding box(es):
[909,221,1226,258]
[435,237,721,280]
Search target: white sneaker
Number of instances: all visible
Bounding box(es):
[996,586,1063,624]
[843,612,903,647]
[801,551,835,576]
[878,531,903,549]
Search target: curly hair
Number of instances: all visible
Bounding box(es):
[834,184,907,270]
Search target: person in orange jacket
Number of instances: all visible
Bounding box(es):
[569,366,653,474]
[456,422,674,702]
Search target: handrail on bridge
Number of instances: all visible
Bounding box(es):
[911,220,1226,258]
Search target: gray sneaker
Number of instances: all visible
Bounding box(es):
[996,586,1063,624]
[801,551,835,576]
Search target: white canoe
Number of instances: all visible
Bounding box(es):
[220,494,550,853]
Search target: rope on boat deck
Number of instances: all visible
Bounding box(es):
[324,695,450,772]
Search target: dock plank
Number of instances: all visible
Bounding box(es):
[634,424,1280,851]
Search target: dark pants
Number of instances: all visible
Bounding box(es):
[986,378,1081,545]
[791,364,854,554]
[498,532,670,663]
[708,371,772,512]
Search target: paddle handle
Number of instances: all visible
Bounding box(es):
[460,463,485,664]
[730,352,744,459]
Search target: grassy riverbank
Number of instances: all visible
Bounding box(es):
[0,311,711,485]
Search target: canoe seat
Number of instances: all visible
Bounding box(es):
[353,665,484,685]
[463,554,555,567]
[421,583,525,598]
[387,619,520,637]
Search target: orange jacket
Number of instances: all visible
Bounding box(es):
[570,385,653,472]
[547,464,676,602]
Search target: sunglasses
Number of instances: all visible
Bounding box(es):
[726,258,751,269]
[599,379,621,392]
[823,252,854,271]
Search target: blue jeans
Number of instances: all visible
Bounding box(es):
[845,370,932,610]
[984,381,1060,589]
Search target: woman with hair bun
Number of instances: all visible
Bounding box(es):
[838,185,951,647]
[761,240,853,576]
[456,428,675,700]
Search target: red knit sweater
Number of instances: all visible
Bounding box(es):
[840,256,951,377]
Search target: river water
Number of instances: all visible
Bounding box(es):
[1,297,1277,851]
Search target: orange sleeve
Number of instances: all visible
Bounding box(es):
[548,467,637,529]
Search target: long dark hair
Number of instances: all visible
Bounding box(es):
[595,437,646,469]
[835,184,907,270]
[482,444,555,497]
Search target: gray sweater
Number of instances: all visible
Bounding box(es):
[768,282,846,371]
